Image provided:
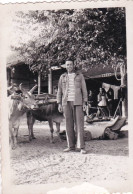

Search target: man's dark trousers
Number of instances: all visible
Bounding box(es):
[63,101,85,149]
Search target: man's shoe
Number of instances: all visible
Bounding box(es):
[80,149,87,154]
[63,147,75,152]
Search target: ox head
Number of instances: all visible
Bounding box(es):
[9,83,38,110]
[19,84,38,110]
[7,83,22,96]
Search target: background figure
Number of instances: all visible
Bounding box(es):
[97,87,109,118]
[53,86,58,96]
[86,90,94,116]
[106,86,114,117]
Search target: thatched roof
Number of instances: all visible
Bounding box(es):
[6,51,25,68]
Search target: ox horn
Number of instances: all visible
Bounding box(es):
[19,83,23,91]
[29,84,38,94]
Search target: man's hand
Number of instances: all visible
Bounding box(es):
[83,102,87,112]
[58,104,63,113]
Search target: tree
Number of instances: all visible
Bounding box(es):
[9,8,126,78]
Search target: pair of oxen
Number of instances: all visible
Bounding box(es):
[8,84,63,149]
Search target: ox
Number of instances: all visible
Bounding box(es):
[8,84,38,149]
[27,95,64,143]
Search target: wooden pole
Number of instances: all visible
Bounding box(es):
[7,68,11,86]
[38,71,41,94]
[120,64,126,117]
[48,69,52,94]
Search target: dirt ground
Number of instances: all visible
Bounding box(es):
[10,116,128,185]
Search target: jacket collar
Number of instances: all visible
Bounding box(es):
[63,71,80,77]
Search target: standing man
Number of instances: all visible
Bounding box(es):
[57,59,88,154]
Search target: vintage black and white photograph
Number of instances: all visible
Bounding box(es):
[1,1,132,193]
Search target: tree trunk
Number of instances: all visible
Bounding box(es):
[48,69,52,94]
[38,71,41,94]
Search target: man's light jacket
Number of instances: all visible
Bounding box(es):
[57,72,88,106]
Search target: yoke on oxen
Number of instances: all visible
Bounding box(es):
[34,93,57,106]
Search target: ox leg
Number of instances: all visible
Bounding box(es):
[9,125,14,149]
[9,122,17,149]
[48,119,54,143]
[55,122,62,142]
[15,127,19,138]
[27,113,36,141]
[13,127,19,149]
[31,125,36,140]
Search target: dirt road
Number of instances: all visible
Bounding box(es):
[10,118,128,185]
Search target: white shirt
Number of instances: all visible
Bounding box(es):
[67,73,75,101]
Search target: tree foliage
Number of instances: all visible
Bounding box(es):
[9,8,126,78]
